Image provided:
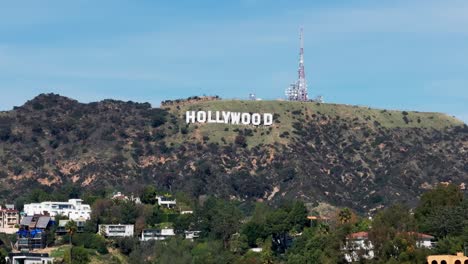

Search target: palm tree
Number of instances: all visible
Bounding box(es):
[65,220,77,264]
[338,208,352,224]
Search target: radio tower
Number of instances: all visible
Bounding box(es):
[285,27,309,101]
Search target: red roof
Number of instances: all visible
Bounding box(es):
[404,232,434,240]
[0,209,18,213]
[307,216,330,220]
[347,231,369,240]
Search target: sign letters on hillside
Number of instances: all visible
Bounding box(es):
[186,111,273,126]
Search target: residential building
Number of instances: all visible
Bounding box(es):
[23,199,91,221]
[99,224,134,237]
[156,196,176,208]
[16,215,52,250]
[5,252,53,264]
[184,230,201,240]
[0,205,20,234]
[343,231,437,262]
[407,232,435,249]
[140,228,175,241]
[111,192,141,204]
[56,219,86,235]
[427,252,468,264]
[343,231,375,263]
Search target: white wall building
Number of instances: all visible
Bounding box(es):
[156,196,176,208]
[140,228,175,241]
[23,199,91,221]
[184,231,201,240]
[99,224,134,238]
[343,231,436,262]
[5,252,54,264]
[343,232,375,263]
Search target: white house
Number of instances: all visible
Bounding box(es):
[184,230,201,240]
[343,231,436,262]
[343,232,375,263]
[408,232,435,248]
[23,199,91,221]
[111,192,141,204]
[5,252,54,264]
[156,196,176,208]
[99,224,134,238]
[140,228,175,241]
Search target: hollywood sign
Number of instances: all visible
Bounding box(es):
[186,111,273,126]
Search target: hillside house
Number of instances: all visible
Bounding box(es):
[99,224,134,238]
[407,232,435,248]
[184,230,201,240]
[427,252,468,264]
[156,196,176,208]
[111,192,141,204]
[140,228,175,241]
[23,199,91,221]
[343,231,375,262]
[0,205,20,234]
[5,252,54,264]
[56,219,86,235]
[16,215,53,250]
[343,231,436,262]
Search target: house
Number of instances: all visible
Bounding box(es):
[427,252,468,264]
[156,196,176,208]
[16,215,53,250]
[99,224,134,237]
[5,252,54,264]
[0,205,20,234]
[343,231,437,262]
[184,231,201,240]
[141,228,175,241]
[406,232,435,249]
[112,192,127,200]
[112,192,142,204]
[23,199,91,221]
[56,219,86,235]
[343,231,375,263]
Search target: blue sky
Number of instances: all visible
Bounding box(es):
[0,0,467,123]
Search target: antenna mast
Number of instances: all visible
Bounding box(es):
[285,27,309,101]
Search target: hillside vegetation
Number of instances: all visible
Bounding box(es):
[165,99,463,146]
[0,94,466,214]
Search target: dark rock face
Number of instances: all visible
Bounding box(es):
[0,93,466,213]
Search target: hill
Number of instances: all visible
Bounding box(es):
[0,93,466,213]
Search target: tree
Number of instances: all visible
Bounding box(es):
[415,184,466,238]
[288,201,309,232]
[338,208,352,224]
[65,220,77,264]
[415,184,463,218]
[141,186,157,204]
[65,220,77,245]
[196,197,242,249]
[64,246,89,264]
[368,204,417,262]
